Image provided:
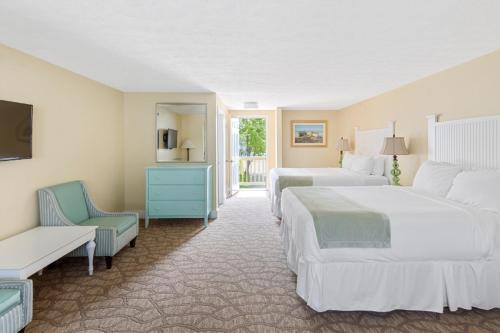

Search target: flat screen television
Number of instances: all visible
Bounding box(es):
[0,100,33,161]
[167,128,178,149]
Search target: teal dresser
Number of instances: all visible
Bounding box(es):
[145,165,212,228]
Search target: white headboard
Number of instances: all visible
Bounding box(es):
[427,114,500,169]
[354,121,394,155]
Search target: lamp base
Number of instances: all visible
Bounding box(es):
[339,151,344,167]
[391,155,402,186]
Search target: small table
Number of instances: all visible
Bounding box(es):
[0,226,97,278]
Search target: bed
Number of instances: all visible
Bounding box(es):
[270,123,393,217]
[270,168,388,217]
[280,114,500,313]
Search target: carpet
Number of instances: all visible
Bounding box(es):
[27,193,500,332]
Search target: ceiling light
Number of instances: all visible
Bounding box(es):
[244,102,258,109]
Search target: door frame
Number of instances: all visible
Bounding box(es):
[230,114,269,191]
[216,111,226,205]
[229,117,240,197]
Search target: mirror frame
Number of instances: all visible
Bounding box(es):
[155,102,208,163]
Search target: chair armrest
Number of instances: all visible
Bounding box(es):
[38,189,77,226]
[81,182,139,220]
[92,211,140,240]
[0,279,33,325]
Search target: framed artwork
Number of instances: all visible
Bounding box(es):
[291,120,328,147]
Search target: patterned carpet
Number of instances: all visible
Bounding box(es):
[28,192,500,333]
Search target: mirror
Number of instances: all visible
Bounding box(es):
[156,103,207,162]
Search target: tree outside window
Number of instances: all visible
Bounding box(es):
[239,118,266,182]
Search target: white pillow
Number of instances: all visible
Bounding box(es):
[412,161,462,197]
[447,170,500,213]
[372,156,385,176]
[342,152,354,169]
[351,155,374,175]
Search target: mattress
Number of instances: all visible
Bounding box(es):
[270,168,389,217]
[281,186,498,263]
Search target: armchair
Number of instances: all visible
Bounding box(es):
[38,181,138,269]
[0,279,32,333]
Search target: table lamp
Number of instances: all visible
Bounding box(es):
[336,137,351,167]
[181,139,196,161]
[380,135,408,185]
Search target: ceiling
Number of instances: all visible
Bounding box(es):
[1,0,500,110]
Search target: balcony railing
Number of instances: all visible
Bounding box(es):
[239,156,267,188]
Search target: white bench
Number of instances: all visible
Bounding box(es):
[0,226,97,278]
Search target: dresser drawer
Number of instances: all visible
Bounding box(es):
[149,185,205,201]
[148,169,205,185]
[148,201,205,216]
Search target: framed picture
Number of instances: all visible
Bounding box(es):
[291,120,328,147]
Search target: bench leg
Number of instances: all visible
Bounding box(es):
[105,256,113,269]
[86,240,96,276]
[130,237,137,248]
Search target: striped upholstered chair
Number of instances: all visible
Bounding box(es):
[0,279,32,333]
[38,181,138,269]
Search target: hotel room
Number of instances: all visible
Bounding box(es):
[1,1,500,332]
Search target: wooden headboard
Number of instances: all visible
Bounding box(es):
[427,114,500,169]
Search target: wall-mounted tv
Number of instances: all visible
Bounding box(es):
[160,128,178,149]
[166,128,178,149]
[0,100,33,161]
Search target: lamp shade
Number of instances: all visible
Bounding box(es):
[181,139,196,149]
[336,137,351,151]
[380,136,408,155]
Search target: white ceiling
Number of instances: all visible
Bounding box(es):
[1,0,500,110]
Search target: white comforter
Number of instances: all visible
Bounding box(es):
[270,168,388,217]
[281,186,498,263]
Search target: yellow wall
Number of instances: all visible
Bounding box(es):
[0,44,124,240]
[281,110,340,167]
[336,49,500,185]
[122,92,217,213]
[179,113,206,162]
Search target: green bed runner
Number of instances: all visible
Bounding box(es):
[278,176,313,191]
[288,187,391,248]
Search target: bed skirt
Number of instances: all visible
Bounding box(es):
[281,221,500,313]
[271,191,282,218]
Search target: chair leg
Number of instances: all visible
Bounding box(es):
[130,237,137,248]
[105,256,112,269]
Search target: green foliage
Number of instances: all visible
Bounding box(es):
[238,118,266,184]
[239,118,266,156]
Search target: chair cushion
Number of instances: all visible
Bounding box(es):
[0,289,21,316]
[49,181,89,224]
[80,216,137,235]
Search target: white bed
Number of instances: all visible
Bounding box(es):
[280,114,500,313]
[270,168,388,217]
[270,123,393,217]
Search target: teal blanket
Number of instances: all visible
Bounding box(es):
[289,187,391,248]
[278,176,313,192]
